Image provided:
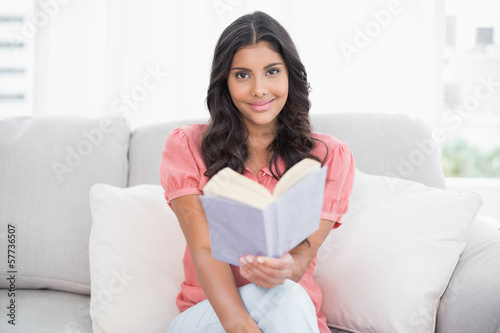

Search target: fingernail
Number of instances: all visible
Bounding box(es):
[246,255,253,263]
[240,257,247,265]
[256,257,264,264]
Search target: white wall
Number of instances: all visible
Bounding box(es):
[30,0,444,129]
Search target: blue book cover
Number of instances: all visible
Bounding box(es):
[199,164,327,266]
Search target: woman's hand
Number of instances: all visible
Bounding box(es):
[239,252,294,289]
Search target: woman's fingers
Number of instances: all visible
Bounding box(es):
[239,253,293,288]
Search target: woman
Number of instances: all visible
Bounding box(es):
[160,11,355,333]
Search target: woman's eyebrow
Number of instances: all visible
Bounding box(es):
[264,62,283,69]
[230,62,284,71]
[230,66,252,71]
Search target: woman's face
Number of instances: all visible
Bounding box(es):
[227,41,288,134]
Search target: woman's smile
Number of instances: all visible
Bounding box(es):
[248,98,276,112]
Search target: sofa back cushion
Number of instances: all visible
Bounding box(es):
[128,113,446,189]
[0,116,130,294]
[311,113,446,188]
[128,118,207,186]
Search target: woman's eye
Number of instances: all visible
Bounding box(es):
[267,68,280,75]
[236,72,249,79]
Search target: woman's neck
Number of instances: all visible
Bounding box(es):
[243,120,278,170]
[245,130,276,174]
[244,120,277,148]
[246,132,275,150]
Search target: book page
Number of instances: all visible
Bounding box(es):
[273,158,321,198]
[203,167,273,209]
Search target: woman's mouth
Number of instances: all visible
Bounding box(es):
[248,99,275,112]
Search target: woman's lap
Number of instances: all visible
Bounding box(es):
[167,279,320,333]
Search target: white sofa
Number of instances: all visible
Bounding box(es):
[0,113,499,333]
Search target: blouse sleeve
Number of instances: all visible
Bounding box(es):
[159,127,203,208]
[320,140,355,229]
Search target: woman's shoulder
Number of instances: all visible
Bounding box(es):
[167,123,208,144]
[310,131,353,169]
[312,131,344,146]
[311,131,350,154]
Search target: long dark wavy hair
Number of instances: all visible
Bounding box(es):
[202,11,326,179]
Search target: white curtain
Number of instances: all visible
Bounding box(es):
[34,0,444,128]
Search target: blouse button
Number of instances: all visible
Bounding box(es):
[259,170,266,177]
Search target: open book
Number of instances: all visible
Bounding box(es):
[199,158,327,266]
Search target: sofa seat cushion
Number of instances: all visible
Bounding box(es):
[0,289,92,333]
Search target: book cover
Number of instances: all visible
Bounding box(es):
[199,159,328,266]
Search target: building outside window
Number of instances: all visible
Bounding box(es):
[442,1,500,178]
[0,0,34,118]
[442,0,500,224]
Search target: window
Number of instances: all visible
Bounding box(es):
[0,0,34,118]
[442,1,500,178]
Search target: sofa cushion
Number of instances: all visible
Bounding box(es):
[0,289,92,333]
[128,118,207,186]
[0,116,130,294]
[89,184,185,333]
[311,113,446,189]
[313,170,483,333]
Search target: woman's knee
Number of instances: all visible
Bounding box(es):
[269,279,312,304]
[249,280,315,321]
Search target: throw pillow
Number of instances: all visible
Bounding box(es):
[314,170,483,333]
[89,184,185,333]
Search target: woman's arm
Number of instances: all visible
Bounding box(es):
[289,219,335,280]
[171,194,261,333]
[239,219,334,288]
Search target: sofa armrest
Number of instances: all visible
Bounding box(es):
[436,216,500,333]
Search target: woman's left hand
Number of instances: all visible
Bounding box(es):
[239,252,294,289]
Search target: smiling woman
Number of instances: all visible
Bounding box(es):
[159,10,355,333]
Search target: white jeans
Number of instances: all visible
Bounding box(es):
[167,279,320,333]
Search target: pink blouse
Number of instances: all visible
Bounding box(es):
[159,123,355,333]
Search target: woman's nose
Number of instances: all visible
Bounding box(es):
[251,77,268,97]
